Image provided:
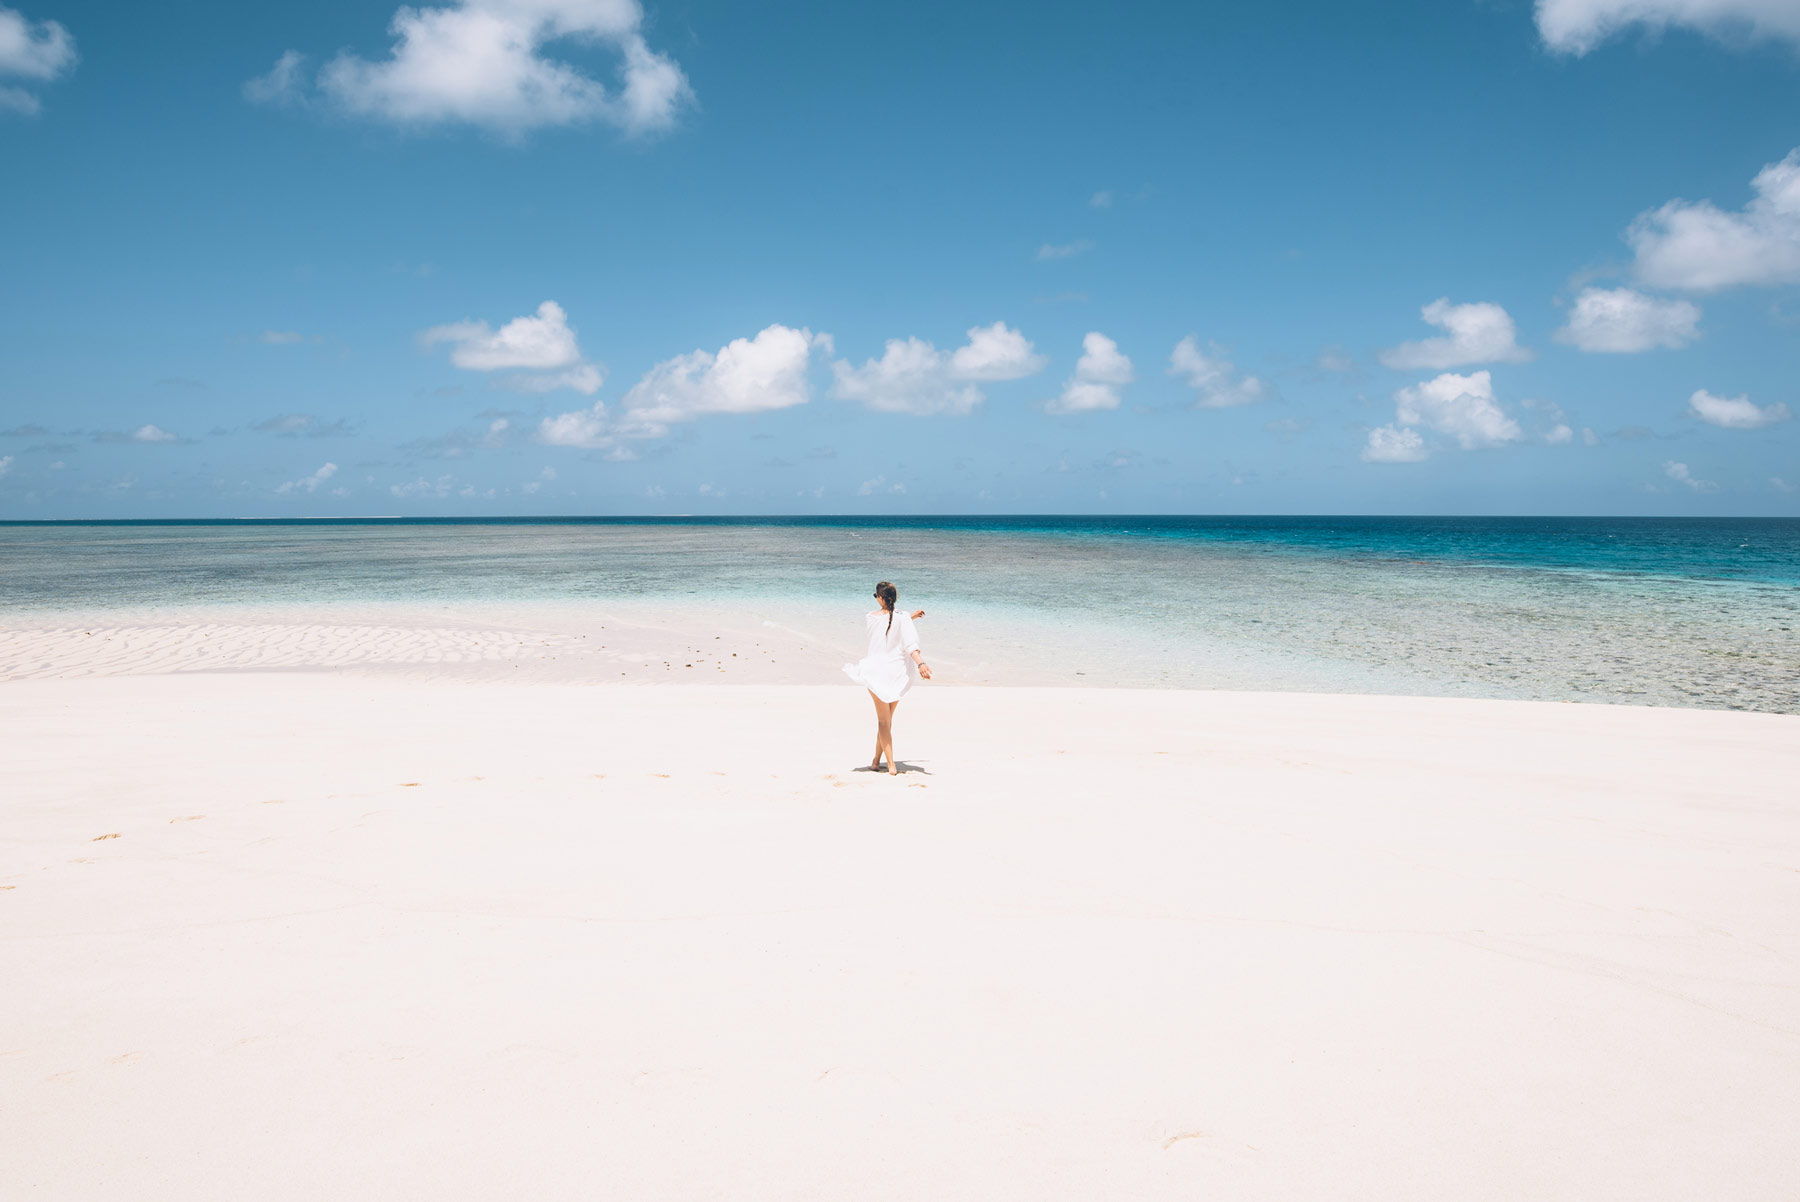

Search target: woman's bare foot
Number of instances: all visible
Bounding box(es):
[887,762,900,776]
[870,756,884,771]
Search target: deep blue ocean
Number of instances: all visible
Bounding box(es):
[2,516,1796,710]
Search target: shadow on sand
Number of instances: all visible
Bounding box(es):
[852,761,933,776]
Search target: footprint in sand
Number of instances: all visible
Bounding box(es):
[169,815,204,823]
[91,833,120,842]
[399,782,421,788]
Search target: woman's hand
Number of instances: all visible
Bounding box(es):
[917,662,932,680]
[911,609,925,620]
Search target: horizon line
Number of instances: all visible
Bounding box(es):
[3,513,1797,526]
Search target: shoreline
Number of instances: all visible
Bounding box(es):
[4,599,1795,713]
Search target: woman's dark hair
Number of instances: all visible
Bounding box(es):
[875,581,897,634]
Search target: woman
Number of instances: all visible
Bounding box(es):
[843,581,932,775]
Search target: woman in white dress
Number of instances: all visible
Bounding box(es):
[843,581,932,775]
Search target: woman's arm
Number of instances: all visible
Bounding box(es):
[899,611,929,677]
[910,609,925,620]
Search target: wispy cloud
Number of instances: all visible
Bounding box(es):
[252,414,356,438]
[1664,460,1718,493]
[402,418,513,459]
[0,6,77,117]
[1168,337,1272,409]
[94,424,188,445]
[275,462,339,494]
[1538,0,1800,55]
[1035,240,1094,261]
[391,474,454,499]
[857,475,906,496]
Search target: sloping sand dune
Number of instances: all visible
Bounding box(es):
[4,675,1797,1200]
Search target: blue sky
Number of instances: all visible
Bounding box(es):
[1,0,1797,517]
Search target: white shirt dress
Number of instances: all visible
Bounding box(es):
[843,609,921,703]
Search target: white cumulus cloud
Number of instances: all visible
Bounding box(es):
[1537,0,1800,54]
[1555,287,1701,352]
[0,5,75,115]
[536,405,611,449]
[1365,370,1524,461]
[832,322,1043,416]
[131,424,179,443]
[1627,148,1800,291]
[1379,299,1532,370]
[1047,332,1134,414]
[1687,388,1792,429]
[619,325,826,436]
[253,0,691,137]
[948,321,1046,381]
[425,300,581,370]
[1167,336,1271,408]
[277,462,339,494]
[1362,425,1428,463]
[834,340,982,417]
[1395,371,1523,449]
[0,454,12,477]
[541,324,828,446]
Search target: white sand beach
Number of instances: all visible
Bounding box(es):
[4,625,1799,1200]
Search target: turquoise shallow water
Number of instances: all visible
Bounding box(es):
[2,517,1797,711]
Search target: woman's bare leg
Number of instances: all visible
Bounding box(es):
[868,690,887,769]
[884,700,900,775]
